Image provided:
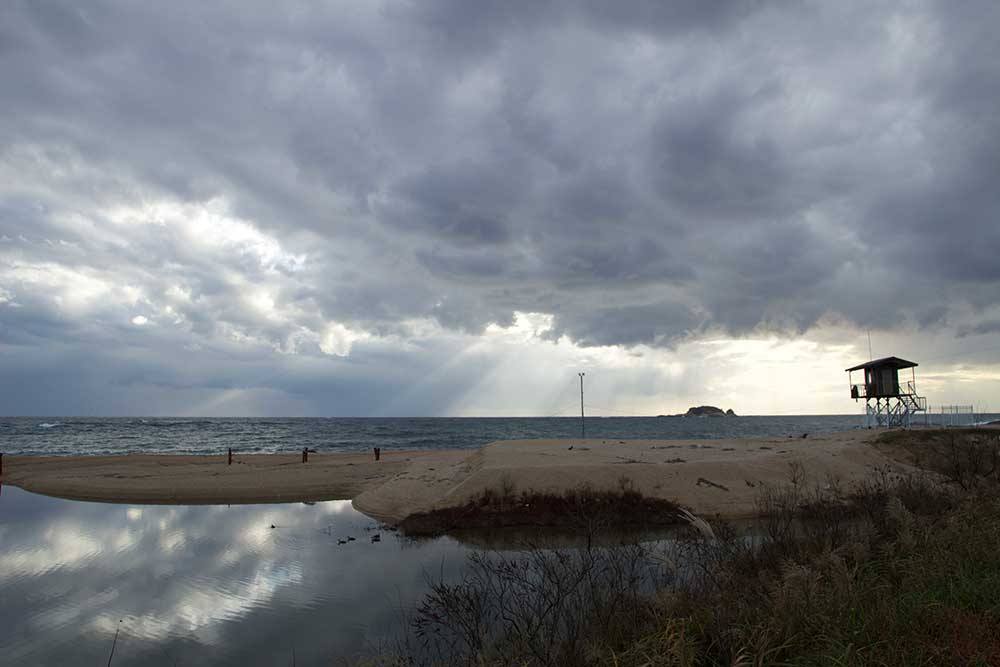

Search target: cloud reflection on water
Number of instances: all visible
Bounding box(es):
[0,487,469,665]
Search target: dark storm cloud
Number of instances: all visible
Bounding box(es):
[545,301,702,349]
[646,91,792,218]
[2,0,1000,414]
[379,156,529,246]
[957,320,1000,339]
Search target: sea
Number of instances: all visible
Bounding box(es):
[0,414,894,457]
[2,414,998,457]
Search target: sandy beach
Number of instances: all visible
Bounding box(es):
[0,430,918,523]
[0,450,466,506]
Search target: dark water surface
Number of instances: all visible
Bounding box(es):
[0,487,694,666]
[0,486,472,666]
[0,415,878,456]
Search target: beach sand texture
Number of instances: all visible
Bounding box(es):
[2,431,913,522]
[0,451,465,506]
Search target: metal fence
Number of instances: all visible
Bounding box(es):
[923,405,978,427]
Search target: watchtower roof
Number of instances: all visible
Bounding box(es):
[845,356,918,372]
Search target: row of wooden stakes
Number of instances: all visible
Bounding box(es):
[223,447,382,465]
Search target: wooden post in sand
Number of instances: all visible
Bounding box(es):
[0,452,3,476]
[302,447,308,463]
[374,447,380,461]
[227,448,233,466]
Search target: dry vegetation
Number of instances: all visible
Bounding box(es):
[398,475,683,538]
[365,429,1000,666]
[875,428,1000,490]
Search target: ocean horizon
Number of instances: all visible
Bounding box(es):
[4,413,995,457]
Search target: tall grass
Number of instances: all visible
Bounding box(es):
[368,429,1000,667]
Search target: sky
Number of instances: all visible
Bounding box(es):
[1,1,999,417]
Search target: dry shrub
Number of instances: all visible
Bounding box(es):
[399,483,682,538]
[387,447,1000,667]
[878,428,1000,490]
[412,542,672,666]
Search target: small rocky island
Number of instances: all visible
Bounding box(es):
[658,406,737,417]
[685,405,736,417]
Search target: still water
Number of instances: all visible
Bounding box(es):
[0,486,472,665]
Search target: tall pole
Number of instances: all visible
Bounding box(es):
[578,372,586,439]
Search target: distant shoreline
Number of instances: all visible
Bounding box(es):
[1,430,921,529]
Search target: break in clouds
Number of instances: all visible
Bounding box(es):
[1,1,999,415]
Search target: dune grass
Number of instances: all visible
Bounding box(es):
[398,475,683,537]
[625,497,1000,667]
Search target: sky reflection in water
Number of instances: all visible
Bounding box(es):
[0,485,470,665]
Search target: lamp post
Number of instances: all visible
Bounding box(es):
[578,372,586,439]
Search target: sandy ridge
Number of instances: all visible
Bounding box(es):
[0,451,459,505]
[1,431,914,521]
[356,430,914,521]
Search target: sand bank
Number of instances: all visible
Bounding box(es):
[1,431,913,521]
[354,430,912,521]
[0,451,466,505]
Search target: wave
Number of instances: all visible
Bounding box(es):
[3,415,874,457]
[146,420,219,428]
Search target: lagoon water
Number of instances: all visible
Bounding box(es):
[0,486,473,665]
[0,486,694,665]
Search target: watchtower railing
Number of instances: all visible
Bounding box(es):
[851,380,923,401]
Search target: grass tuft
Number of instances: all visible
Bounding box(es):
[398,483,683,537]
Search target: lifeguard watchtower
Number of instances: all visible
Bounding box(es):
[846,356,926,428]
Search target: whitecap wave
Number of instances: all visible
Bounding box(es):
[38,422,62,429]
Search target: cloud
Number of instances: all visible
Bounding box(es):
[957,320,1000,339]
[1,0,999,414]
